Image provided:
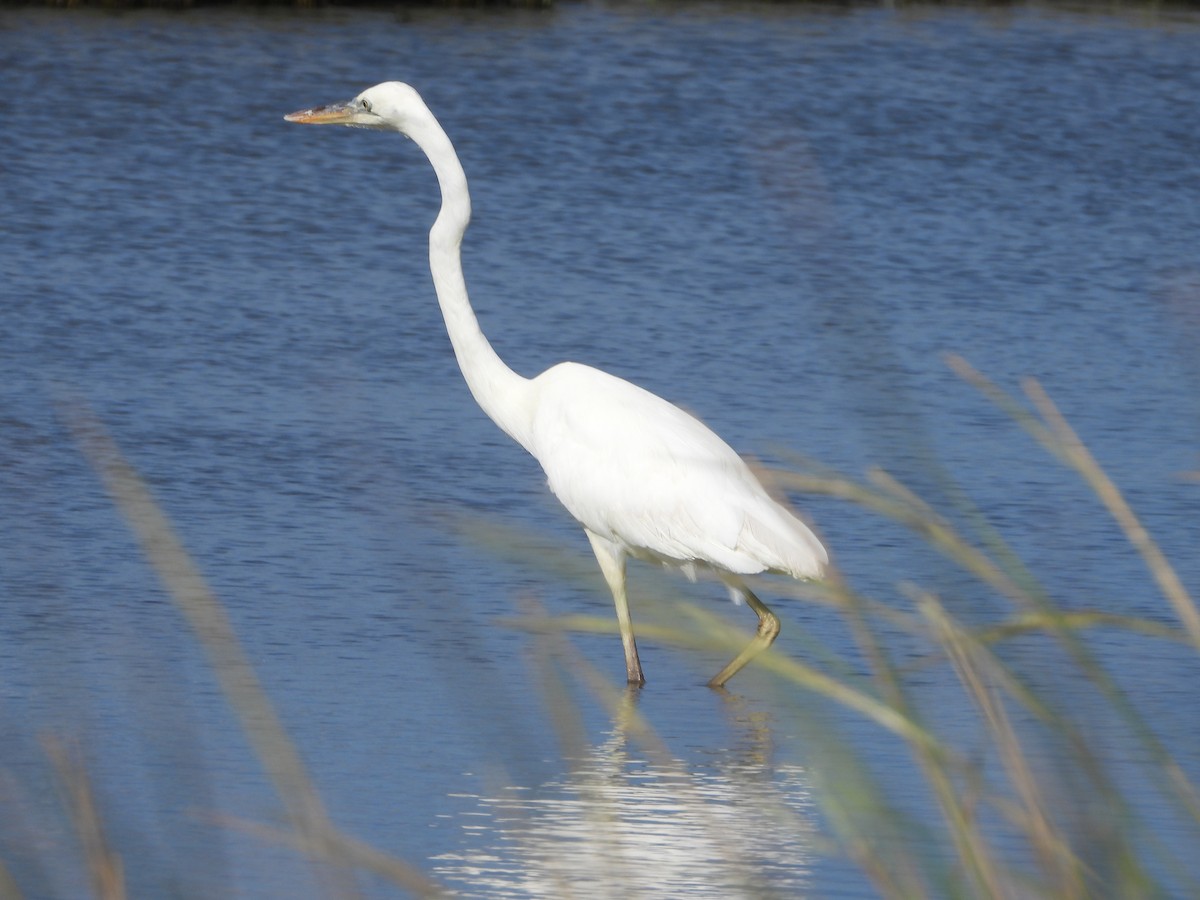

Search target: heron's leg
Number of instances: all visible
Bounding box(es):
[585,530,645,686]
[708,588,780,688]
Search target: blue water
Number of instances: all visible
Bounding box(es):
[3,4,1200,897]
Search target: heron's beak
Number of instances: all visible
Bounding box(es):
[284,101,356,125]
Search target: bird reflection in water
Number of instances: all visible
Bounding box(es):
[430,691,814,898]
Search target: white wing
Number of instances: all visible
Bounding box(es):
[527,362,826,580]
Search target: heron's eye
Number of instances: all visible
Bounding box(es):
[361,99,372,112]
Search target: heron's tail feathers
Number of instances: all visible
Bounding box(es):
[737,504,828,581]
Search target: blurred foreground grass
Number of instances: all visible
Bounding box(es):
[13,357,1197,898]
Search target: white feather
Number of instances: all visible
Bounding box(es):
[529,362,827,580]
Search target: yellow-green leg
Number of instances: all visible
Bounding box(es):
[586,530,645,686]
[708,588,779,688]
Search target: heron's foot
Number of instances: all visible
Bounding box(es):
[622,640,645,686]
[708,644,762,689]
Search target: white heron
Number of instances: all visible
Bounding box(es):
[285,82,827,687]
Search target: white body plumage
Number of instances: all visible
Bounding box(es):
[528,361,825,582]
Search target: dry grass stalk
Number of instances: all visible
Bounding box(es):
[1021,378,1200,650]
[62,401,442,897]
[918,594,1085,897]
[43,738,125,900]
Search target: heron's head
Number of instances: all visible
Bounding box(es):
[284,81,429,135]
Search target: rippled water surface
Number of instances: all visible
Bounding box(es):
[3,3,1200,897]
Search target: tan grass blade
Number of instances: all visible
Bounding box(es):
[62,402,441,897]
[918,595,1087,897]
[43,738,125,900]
[1022,378,1200,650]
[947,357,1200,824]
[0,863,20,900]
[946,355,1200,650]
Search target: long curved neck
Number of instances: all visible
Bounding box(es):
[406,114,536,452]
